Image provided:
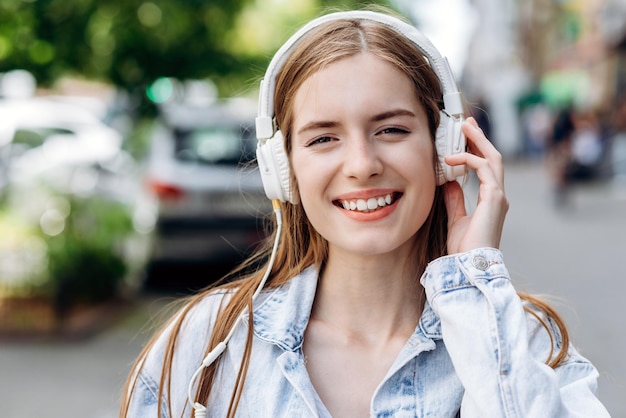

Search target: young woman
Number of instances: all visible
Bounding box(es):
[120,10,609,418]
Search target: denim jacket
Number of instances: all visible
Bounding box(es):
[127,248,609,417]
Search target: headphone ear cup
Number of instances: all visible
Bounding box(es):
[435,111,467,185]
[435,114,448,186]
[256,130,297,203]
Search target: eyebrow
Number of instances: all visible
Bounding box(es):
[372,109,416,122]
[296,108,417,136]
[296,120,339,136]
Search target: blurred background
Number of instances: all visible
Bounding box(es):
[0,0,624,417]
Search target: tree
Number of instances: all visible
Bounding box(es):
[1,0,253,91]
[0,0,394,102]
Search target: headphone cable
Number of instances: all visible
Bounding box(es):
[189,200,282,417]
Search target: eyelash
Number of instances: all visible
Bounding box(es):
[305,126,410,147]
[306,136,335,147]
[378,126,410,136]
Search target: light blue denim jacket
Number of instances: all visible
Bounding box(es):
[127,248,609,417]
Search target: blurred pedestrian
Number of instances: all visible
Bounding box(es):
[569,109,604,181]
[120,9,609,418]
[607,97,626,188]
[521,101,552,158]
[546,105,575,206]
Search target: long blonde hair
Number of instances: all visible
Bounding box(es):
[120,12,569,418]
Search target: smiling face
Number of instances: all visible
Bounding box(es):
[290,52,437,260]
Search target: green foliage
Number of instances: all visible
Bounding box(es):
[0,209,49,297]
[44,195,134,314]
[0,0,254,92]
[0,0,395,100]
[0,185,137,316]
[319,0,394,9]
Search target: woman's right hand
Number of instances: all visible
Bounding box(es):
[442,117,509,254]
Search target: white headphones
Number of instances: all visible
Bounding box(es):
[255,10,467,204]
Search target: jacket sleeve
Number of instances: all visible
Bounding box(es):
[420,247,610,418]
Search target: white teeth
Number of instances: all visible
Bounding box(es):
[340,193,394,212]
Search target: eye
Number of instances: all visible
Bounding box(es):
[306,136,335,147]
[377,126,410,136]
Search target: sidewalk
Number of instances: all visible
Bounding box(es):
[0,160,624,417]
[0,293,175,418]
[501,160,626,417]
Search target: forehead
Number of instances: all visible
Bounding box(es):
[292,52,423,126]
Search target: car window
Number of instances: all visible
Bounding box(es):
[13,127,74,149]
[10,127,75,157]
[174,125,255,165]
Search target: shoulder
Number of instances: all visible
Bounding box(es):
[123,286,235,412]
[140,287,235,374]
[131,267,319,409]
[128,287,238,413]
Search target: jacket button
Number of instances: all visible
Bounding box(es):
[472,255,489,271]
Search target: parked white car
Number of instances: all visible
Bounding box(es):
[0,97,120,179]
[0,96,153,298]
[144,98,271,266]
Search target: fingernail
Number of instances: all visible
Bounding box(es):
[463,120,476,132]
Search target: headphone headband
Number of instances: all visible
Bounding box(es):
[256,10,463,140]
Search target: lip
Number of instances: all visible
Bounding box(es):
[332,189,402,222]
[333,188,398,201]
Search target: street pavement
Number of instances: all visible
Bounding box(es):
[500,160,626,417]
[0,159,624,417]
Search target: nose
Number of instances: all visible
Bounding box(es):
[341,135,383,180]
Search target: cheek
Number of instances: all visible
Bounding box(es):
[291,159,335,236]
[290,154,318,207]
[292,167,320,211]
[400,141,438,183]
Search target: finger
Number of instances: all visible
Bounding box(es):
[448,151,509,215]
[463,120,494,152]
[464,118,484,156]
[450,119,505,188]
[467,116,480,129]
[462,118,501,163]
[447,151,504,192]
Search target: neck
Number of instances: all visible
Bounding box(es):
[311,250,424,343]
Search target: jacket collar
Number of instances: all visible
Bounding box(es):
[250,265,442,352]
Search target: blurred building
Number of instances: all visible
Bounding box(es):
[462,0,526,157]
[601,0,626,101]
[463,0,626,157]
